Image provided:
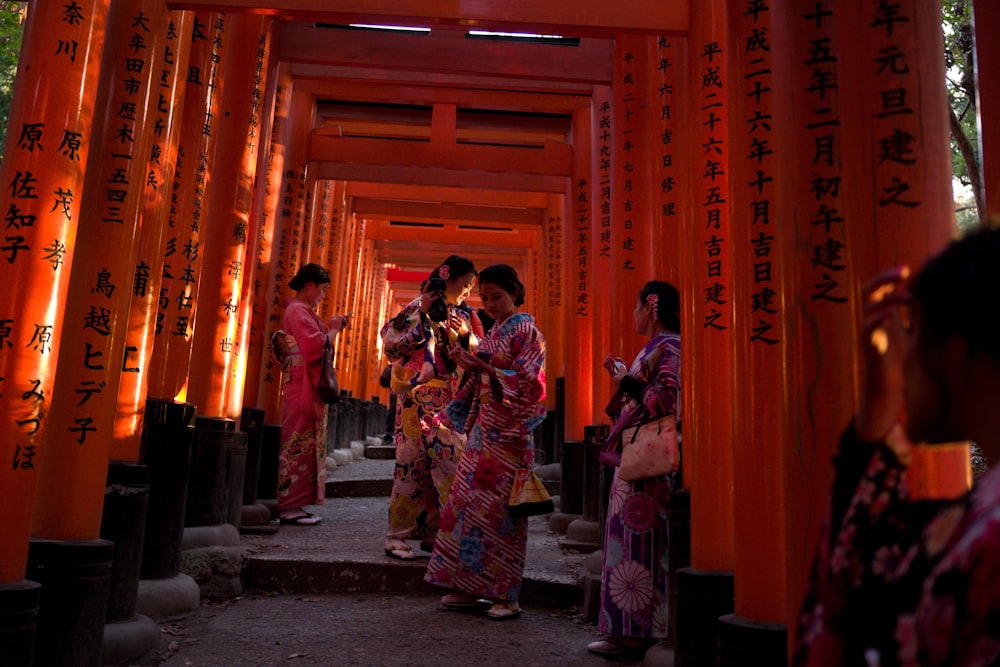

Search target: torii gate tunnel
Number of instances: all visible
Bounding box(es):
[0,0,997,665]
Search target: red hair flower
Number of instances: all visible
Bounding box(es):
[437,265,450,280]
[646,293,659,320]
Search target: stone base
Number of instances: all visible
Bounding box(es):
[717,613,786,666]
[331,448,353,465]
[364,443,396,459]
[180,544,251,600]
[548,511,582,535]
[135,573,200,622]
[579,571,602,623]
[560,517,600,551]
[182,523,240,550]
[675,568,734,667]
[325,455,338,471]
[645,642,676,667]
[584,549,603,575]
[239,503,274,531]
[349,440,367,460]
[102,613,159,666]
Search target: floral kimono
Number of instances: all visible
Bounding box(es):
[424,311,546,602]
[599,331,681,640]
[793,426,1000,667]
[277,300,329,511]
[380,299,479,545]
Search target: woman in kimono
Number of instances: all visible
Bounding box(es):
[276,263,349,525]
[793,226,1000,666]
[380,255,482,559]
[424,263,547,620]
[588,280,681,657]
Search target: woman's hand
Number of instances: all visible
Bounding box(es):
[855,265,910,442]
[603,353,627,386]
[328,313,350,334]
[449,345,491,373]
[447,310,470,339]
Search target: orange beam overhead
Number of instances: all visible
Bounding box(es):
[301,79,591,114]
[292,63,595,97]
[313,162,568,192]
[310,134,572,176]
[367,222,537,248]
[277,24,613,84]
[352,199,543,228]
[167,1,689,36]
[346,182,549,209]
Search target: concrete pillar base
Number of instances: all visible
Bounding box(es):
[579,571,602,623]
[135,574,200,622]
[101,613,159,665]
[560,518,600,551]
[239,504,278,535]
[548,511,582,535]
[674,568,734,667]
[644,642,676,667]
[182,523,240,550]
[0,580,41,667]
[717,613,786,666]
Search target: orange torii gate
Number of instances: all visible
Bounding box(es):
[0,1,995,665]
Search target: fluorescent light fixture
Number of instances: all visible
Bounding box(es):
[349,24,430,32]
[468,30,565,39]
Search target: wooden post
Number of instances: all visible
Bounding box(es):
[249,63,292,422]
[186,13,273,418]
[542,194,565,408]
[33,0,169,540]
[651,35,685,287]
[590,86,613,429]
[145,12,225,403]
[610,35,655,359]
[674,1,738,663]
[564,104,596,441]
[0,0,110,583]
[112,10,192,459]
[722,0,788,658]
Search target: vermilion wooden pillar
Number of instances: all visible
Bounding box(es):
[722,0,788,658]
[112,10,193,458]
[651,35,684,287]
[684,0,735,570]
[187,13,273,418]
[0,0,109,583]
[564,105,595,440]
[249,63,292,421]
[589,86,613,428]
[542,194,565,408]
[318,181,347,323]
[256,83,312,420]
[770,2,860,657]
[611,35,655,360]
[33,0,168,540]
[674,1,737,663]
[299,170,320,264]
[230,23,279,418]
[146,12,225,403]
[973,0,999,221]
[340,218,367,393]
[839,0,968,498]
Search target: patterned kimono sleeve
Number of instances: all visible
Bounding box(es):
[379,300,427,362]
[792,426,914,666]
[494,321,546,416]
[286,303,327,365]
[640,335,680,420]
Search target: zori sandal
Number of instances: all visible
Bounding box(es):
[486,602,522,620]
[440,593,491,611]
[279,511,321,526]
[384,540,415,560]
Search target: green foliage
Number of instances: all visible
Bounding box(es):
[0,2,26,164]
[941,0,982,223]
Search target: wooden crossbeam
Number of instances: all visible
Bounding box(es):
[346,182,549,209]
[278,24,613,84]
[352,199,543,228]
[310,134,572,176]
[313,162,567,192]
[166,1,689,36]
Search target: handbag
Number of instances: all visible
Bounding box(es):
[508,467,554,518]
[316,338,339,404]
[618,413,679,482]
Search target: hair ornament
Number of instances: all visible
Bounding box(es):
[438,265,450,280]
[646,293,659,321]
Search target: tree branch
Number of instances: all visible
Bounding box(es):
[950,105,984,222]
